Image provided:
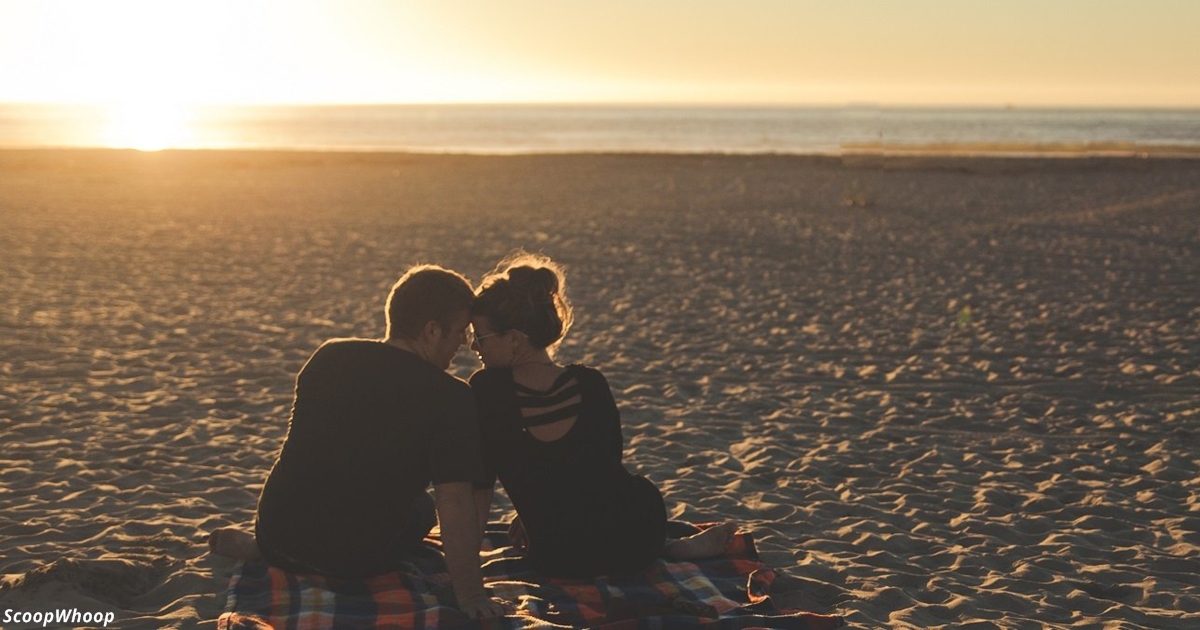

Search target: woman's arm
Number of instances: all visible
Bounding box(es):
[589,369,625,461]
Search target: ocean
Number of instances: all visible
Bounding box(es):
[2,103,1199,155]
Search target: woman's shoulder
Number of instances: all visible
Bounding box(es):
[468,367,513,389]
[564,364,612,388]
[470,364,609,389]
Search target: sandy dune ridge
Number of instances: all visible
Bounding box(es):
[1,149,1198,628]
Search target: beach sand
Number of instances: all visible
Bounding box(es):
[1,149,1198,628]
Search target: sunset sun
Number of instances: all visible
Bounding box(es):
[101,101,193,151]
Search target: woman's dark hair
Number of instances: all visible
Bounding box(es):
[473,252,573,351]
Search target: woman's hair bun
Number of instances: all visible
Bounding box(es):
[507,265,559,299]
[474,251,573,351]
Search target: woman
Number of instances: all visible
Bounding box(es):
[469,252,734,578]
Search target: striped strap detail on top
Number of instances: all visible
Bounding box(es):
[514,371,582,429]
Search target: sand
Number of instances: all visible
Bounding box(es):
[1,148,1198,629]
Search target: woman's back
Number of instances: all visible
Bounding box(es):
[471,365,667,577]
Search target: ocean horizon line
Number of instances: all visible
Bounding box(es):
[7,144,1200,160]
[3,103,1199,155]
[4,101,1200,111]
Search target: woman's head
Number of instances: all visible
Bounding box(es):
[472,252,573,366]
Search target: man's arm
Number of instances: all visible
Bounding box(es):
[433,481,506,619]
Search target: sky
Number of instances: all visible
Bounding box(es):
[1,0,1198,108]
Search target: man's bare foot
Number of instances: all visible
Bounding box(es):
[663,523,738,561]
[208,527,263,560]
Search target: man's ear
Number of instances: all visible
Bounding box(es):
[421,319,441,342]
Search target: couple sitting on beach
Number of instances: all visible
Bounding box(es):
[209,253,736,619]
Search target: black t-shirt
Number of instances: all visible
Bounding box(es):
[255,339,483,576]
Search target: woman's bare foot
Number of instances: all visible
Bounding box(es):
[208,527,263,560]
[663,522,738,561]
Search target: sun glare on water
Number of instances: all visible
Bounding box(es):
[102,102,194,151]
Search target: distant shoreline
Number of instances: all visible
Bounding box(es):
[3,144,1200,159]
[3,103,1198,156]
[840,141,1200,159]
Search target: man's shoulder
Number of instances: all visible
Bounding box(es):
[437,371,473,394]
[300,338,377,369]
[402,358,471,398]
[307,339,464,386]
[312,337,385,356]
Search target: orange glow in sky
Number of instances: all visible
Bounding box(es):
[1,0,1198,108]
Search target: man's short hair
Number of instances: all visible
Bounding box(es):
[385,265,474,340]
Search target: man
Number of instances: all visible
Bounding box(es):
[211,265,505,619]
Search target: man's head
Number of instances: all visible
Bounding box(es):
[385,265,474,369]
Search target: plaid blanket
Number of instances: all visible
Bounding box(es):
[217,522,844,629]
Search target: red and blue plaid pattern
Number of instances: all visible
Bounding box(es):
[218,523,843,629]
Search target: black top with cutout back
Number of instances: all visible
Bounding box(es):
[470,365,667,577]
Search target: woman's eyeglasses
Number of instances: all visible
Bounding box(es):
[470,330,503,345]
